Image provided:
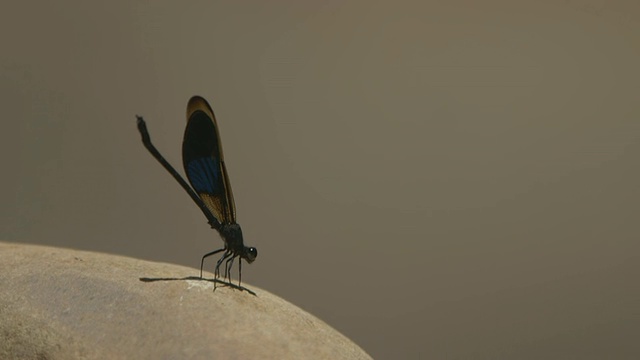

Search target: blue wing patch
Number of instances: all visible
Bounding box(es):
[186,157,221,195]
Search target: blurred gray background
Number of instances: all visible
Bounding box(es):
[2,1,639,359]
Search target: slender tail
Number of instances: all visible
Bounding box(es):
[135,116,220,229]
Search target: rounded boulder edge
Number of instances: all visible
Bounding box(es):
[0,241,372,360]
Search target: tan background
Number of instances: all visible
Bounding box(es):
[2,1,639,359]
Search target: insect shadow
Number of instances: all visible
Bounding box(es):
[139,276,257,296]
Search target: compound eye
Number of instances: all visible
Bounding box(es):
[245,247,258,263]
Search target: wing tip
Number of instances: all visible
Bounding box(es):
[187,95,215,122]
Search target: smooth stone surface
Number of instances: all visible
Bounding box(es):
[0,242,371,360]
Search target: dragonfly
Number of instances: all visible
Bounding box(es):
[136,96,257,288]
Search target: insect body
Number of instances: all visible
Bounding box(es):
[136,96,256,288]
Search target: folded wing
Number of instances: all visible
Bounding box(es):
[182,96,236,226]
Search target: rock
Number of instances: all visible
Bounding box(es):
[0,242,371,360]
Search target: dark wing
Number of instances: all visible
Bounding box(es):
[182,96,237,226]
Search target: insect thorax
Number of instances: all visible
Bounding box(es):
[220,223,244,249]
